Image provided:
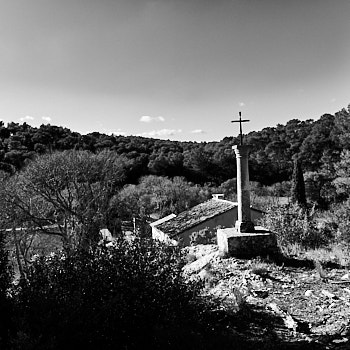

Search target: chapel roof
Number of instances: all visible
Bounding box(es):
[155,199,237,237]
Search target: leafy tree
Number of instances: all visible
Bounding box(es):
[300,114,340,170]
[264,140,291,176]
[217,178,237,201]
[112,175,211,227]
[334,105,350,150]
[3,150,28,169]
[333,149,350,199]
[57,133,79,150]
[183,145,227,185]
[327,198,350,243]
[304,171,334,208]
[148,151,184,177]
[31,129,54,151]
[285,119,313,154]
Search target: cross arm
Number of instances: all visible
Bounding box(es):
[231,119,250,123]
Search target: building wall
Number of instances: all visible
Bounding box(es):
[152,226,178,245]
[152,207,264,247]
[177,208,236,246]
[177,207,263,247]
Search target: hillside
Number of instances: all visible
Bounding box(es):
[184,244,350,349]
[0,105,349,187]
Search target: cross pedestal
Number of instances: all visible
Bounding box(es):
[217,227,278,258]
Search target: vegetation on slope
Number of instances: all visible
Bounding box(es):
[0,105,350,348]
[0,105,349,187]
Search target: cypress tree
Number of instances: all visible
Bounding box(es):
[291,158,307,206]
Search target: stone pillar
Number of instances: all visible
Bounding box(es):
[233,145,255,233]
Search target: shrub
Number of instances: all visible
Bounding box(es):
[190,227,217,246]
[327,198,350,243]
[0,233,11,299]
[11,237,209,349]
[259,204,331,250]
[0,232,12,348]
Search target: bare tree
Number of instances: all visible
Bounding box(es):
[0,150,130,258]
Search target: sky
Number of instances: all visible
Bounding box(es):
[0,0,349,142]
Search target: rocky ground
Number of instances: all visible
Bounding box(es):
[183,245,350,349]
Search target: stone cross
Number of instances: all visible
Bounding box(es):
[231,111,250,145]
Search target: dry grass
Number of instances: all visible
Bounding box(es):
[303,243,350,267]
[280,241,350,267]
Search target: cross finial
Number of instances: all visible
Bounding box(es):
[231,111,250,145]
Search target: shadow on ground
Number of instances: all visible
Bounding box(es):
[259,251,347,270]
[151,302,343,350]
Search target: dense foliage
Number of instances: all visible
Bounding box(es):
[260,204,331,249]
[5,238,218,350]
[0,231,12,348]
[0,105,349,187]
[112,175,211,221]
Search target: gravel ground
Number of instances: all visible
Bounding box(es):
[184,244,350,349]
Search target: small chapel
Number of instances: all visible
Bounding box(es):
[150,195,263,246]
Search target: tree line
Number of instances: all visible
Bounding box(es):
[0,105,349,187]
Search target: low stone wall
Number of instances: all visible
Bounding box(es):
[217,226,278,258]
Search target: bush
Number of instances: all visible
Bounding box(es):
[327,199,350,243]
[0,232,12,348]
[190,227,218,246]
[10,237,209,349]
[0,233,11,298]
[259,204,331,250]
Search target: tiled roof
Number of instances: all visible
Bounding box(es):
[155,199,237,237]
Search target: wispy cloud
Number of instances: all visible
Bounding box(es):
[238,102,245,107]
[140,115,165,123]
[42,116,51,122]
[20,115,34,122]
[138,129,182,138]
[330,98,336,103]
[191,129,206,134]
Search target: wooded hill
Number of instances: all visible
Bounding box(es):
[0,105,349,187]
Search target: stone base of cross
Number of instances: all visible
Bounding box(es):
[217,227,279,258]
[235,220,255,233]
